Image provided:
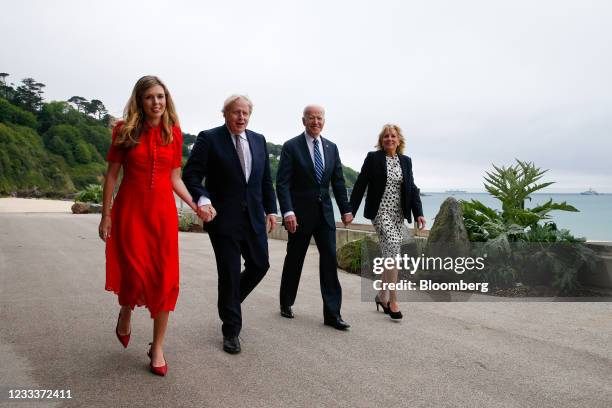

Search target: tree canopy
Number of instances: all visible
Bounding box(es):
[0,72,360,195]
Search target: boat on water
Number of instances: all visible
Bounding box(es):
[580,188,600,195]
[445,189,467,194]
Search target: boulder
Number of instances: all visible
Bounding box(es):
[422,197,471,283]
[15,188,44,198]
[71,202,102,214]
[425,197,470,255]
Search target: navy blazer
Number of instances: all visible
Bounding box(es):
[182,125,277,236]
[349,150,423,223]
[276,133,351,231]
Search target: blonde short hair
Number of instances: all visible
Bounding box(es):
[375,124,406,155]
[222,94,253,114]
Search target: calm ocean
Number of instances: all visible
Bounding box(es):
[177,192,612,241]
[336,193,612,241]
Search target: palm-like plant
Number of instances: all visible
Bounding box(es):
[461,160,592,291]
[463,160,578,240]
[484,159,577,225]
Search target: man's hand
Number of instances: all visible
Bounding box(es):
[284,214,298,234]
[416,216,426,230]
[341,213,353,227]
[266,214,277,233]
[197,204,216,223]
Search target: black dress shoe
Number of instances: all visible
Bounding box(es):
[324,317,351,331]
[223,336,241,354]
[280,305,294,318]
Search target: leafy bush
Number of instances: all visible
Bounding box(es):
[75,184,102,204]
[178,213,191,232]
[461,160,594,291]
[0,98,38,128]
[462,160,578,242]
[0,122,74,194]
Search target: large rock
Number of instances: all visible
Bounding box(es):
[426,197,470,253]
[71,202,102,214]
[422,197,471,283]
[15,188,44,198]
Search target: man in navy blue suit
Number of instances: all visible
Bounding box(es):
[182,95,277,354]
[276,105,353,330]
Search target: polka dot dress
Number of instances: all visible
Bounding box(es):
[373,154,405,258]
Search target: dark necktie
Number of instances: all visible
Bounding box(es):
[234,134,246,179]
[313,138,323,183]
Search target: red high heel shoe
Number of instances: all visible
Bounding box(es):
[115,311,131,348]
[147,343,168,377]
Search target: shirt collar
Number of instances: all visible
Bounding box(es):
[226,125,247,140]
[304,131,322,143]
[143,121,162,131]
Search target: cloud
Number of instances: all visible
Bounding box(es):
[2,0,611,191]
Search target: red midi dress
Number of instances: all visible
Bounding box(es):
[105,122,183,318]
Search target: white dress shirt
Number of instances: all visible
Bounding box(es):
[197,128,252,207]
[283,132,350,219]
[304,131,325,171]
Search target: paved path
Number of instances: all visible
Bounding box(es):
[1,212,612,407]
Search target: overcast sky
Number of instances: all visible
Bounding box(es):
[2,0,611,192]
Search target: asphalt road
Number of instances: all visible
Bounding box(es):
[1,213,611,408]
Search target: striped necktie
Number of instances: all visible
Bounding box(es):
[313,138,323,183]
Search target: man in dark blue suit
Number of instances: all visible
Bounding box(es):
[276,105,353,330]
[182,95,277,354]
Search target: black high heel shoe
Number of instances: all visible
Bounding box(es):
[375,295,390,314]
[387,302,403,320]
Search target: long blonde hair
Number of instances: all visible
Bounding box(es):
[375,124,406,154]
[114,76,179,147]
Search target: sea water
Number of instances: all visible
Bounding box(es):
[339,192,612,241]
[177,192,612,241]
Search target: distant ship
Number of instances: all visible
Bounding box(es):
[580,188,599,195]
[445,189,467,194]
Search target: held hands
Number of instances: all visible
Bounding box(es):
[197,204,217,223]
[284,214,298,234]
[341,213,354,227]
[266,214,277,233]
[98,215,111,241]
[416,216,426,230]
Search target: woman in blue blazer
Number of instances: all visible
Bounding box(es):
[350,124,426,319]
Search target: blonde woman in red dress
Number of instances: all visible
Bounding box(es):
[98,76,197,376]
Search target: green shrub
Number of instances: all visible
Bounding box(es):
[461,160,593,291]
[178,213,191,232]
[0,98,39,128]
[75,184,102,204]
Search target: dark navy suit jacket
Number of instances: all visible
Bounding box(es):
[350,150,423,223]
[276,133,351,231]
[182,125,277,237]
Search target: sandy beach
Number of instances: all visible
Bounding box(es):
[0,197,73,213]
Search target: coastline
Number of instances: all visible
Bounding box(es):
[0,197,73,213]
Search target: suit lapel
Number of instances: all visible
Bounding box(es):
[398,154,409,189]
[298,133,317,183]
[221,125,247,182]
[321,136,333,182]
[376,149,387,173]
[245,130,258,185]
[376,150,388,190]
